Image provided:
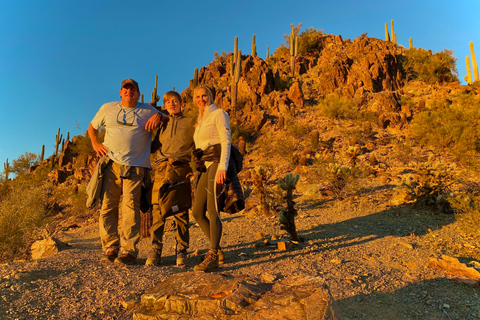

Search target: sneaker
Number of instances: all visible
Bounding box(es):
[194,251,218,272]
[176,249,187,267]
[218,249,225,265]
[114,252,137,265]
[145,250,162,266]
[101,248,118,263]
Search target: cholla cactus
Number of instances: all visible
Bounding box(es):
[278,173,300,242]
[346,146,361,167]
[402,157,455,207]
[253,165,273,216]
[326,163,351,199]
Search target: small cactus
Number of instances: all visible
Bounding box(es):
[278,172,300,242]
[310,130,319,149]
[278,115,285,130]
[253,166,273,216]
[238,136,246,155]
[346,146,361,167]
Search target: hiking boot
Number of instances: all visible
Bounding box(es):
[194,251,218,272]
[218,249,225,265]
[145,250,162,266]
[114,252,137,265]
[176,249,187,267]
[101,248,118,263]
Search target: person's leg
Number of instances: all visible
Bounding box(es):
[118,166,144,258]
[99,162,122,255]
[205,163,222,253]
[146,203,165,266]
[191,172,210,240]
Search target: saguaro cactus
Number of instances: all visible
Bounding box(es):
[252,34,256,57]
[290,25,298,77]
[193,67,199,88]
[141,94,144,103]
[151,75,160,107]
[385,23,390,42]
[231,49,242,115]
[466,56,473,85]
[391,20,395,44]
[234,36,238,65]
[409,37,413,49]
[278,172,301,242]
[470,41,479,83]
[54,128,62,157]
[40,144,45,163]
[3,158,10,181]
[266,46,270,61]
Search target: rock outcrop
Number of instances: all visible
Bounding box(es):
[134,272,341,319]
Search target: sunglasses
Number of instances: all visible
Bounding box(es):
[117,107,137,126]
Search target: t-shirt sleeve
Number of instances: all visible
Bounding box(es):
[90,104,107,130]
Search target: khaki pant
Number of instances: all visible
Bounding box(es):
[99,161,145,257]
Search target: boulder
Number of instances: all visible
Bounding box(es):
[134,272,341,320]
[31,237,69,260]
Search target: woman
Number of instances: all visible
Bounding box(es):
[191,84,231,272]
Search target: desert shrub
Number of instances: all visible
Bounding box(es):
[401,157,455,209]
[408,99,480,164]
[400,48,458,83]
[0,166,51,261]
[448,183,480,234]
[298,27,324,55]
[285,119,314,139]
[316,95,359,119]
[274,74,293,91]
[11,152,39,175]
[230,121,255,143]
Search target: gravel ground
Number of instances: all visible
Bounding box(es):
[1,184,479,319]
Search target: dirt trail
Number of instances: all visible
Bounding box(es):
[1,187,479,319]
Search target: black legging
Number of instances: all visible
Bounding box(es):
[191,162,222,252]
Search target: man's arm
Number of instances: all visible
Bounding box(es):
[88,123,109,157]
[145,112,169,132]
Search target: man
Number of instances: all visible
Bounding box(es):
[88,78,165,265]
[147,91,195,267]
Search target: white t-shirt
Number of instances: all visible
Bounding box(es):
[90,101,158,168]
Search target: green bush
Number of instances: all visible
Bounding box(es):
[316,95,359,119]
[400,48,458,83]
[0,166,50,261]
[298,27,324,55]
[408,99,480,163]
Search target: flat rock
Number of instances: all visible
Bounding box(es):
[134,272,341,320]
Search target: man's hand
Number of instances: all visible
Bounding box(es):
[145,113,167,131]
[92,141,109,158]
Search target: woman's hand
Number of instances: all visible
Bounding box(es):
[216,169,226,185]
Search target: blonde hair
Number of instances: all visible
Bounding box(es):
[193,84,214,106]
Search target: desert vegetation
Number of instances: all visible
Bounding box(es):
[1,24,479,270]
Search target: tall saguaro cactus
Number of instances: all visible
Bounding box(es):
[252,34,256,57]
[54,128,62,157]
[151,75,160,107]
[193,67,199,88]
[3,159,10,181]
[470,41,479,83]
[231,49,242,115]
[290,25,298,77]
[385,23,390,42]
[391,20,395,44]
[40,144,45,163]
[266,46,270,61]
[466,56,473,85]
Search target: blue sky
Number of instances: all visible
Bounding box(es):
[1,0,479,166]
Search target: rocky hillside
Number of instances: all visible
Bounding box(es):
[1,31,479,320]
